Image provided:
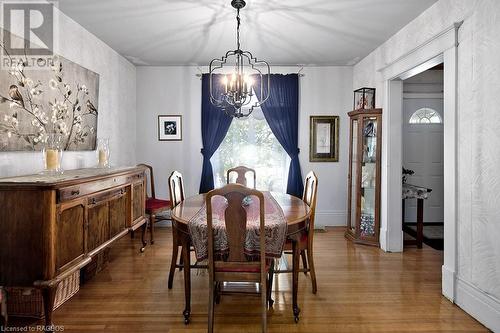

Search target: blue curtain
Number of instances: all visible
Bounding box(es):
[254,74,304,197]
[198,74,233,193]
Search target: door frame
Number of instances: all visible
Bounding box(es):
[378,21,462,301]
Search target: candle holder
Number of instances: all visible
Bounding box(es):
[96,138,110,168]
[42,133,63,174]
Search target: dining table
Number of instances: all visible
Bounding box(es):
[170,191,311,324]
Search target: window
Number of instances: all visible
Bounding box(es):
[409,108,443,124]
[211,108,290,192]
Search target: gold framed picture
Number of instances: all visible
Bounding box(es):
[309,116,339,162]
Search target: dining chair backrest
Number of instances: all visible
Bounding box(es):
[168,171,185,209]
[206,184,268,333]
[137,163,156,199]
[226,166,256,189]
[303,171,318,232]
[206,184,265,264]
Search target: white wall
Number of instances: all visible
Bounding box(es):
[353,0,500,331]
[136,67,202,199]
[135,66,353,228]
[0,6,136,177]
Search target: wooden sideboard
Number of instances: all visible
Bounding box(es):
[0,166,148,328]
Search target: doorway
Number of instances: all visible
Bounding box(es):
[402,65,444,250]
[380,22,460,302]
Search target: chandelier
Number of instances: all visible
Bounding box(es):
[209,0,271,118]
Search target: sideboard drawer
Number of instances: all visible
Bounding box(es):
[87,187,126,206]
[58,172,143,202]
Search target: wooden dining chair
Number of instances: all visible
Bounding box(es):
[138,164,171,245]
[226,166,256,188]
[167,170,195,289]
[277,171,319,294]
[206,184,273,333]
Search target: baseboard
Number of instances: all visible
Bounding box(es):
[441,265,455,302]
[379,227,403,252]
[379,227,388,251]
[455,278,500,332]
[314,210,346,228]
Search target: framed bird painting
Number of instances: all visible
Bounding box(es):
[0,43,99,151]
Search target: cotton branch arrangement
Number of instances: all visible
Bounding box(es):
[0,42,98,151]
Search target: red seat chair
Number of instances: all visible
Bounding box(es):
[278,171,319,294]
[138,164,171,245]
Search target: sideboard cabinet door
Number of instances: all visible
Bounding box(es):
[109,189,129,237]
[132,182,145,226]
[56,203,86,273]
[87,201,110,252]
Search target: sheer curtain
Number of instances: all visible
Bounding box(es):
[211,106,290,192]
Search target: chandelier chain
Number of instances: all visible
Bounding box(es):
[236,8,241,51]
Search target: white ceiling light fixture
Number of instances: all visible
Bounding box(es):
[208,0,271,119]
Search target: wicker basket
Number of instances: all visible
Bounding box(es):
[1,287,7,328]
[6,270,80,319]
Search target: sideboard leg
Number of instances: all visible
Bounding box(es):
[150,214,156,245]
[41,284,59,332]
[140,220,148,253]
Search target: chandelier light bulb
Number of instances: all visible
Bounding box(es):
[222,75,229,93]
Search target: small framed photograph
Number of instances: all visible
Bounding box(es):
[158,115,182,141]
[310,116,339,162]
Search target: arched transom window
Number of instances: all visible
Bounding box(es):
[409,108,443,124]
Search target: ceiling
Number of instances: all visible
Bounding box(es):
[57,0,437,66]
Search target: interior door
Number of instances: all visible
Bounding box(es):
[403,98,444,223]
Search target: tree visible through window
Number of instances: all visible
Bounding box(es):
[211,108,289,192]
[409,108,443,124]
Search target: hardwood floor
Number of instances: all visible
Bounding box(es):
[12,227,487,332]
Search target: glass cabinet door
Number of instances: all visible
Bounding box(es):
[349,119,359,233]
[360,116,378,237]
[345,109,381,246]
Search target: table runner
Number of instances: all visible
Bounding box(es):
[188,191,287,261]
